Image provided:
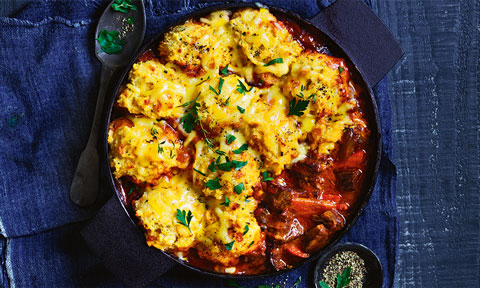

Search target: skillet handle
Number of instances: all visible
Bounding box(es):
[310,0,403,87]
[81,196,177,288]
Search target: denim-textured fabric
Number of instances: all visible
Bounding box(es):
[0,0,396,287]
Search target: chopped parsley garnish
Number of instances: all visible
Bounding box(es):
[225,240,235,251]
[150,127,158,137]
[209,78,224,95]
[111,0,137,13]
[245,196,251,203]
[226,134,236,144]
[226,280,244,288]
[308,92,317,104]
[338,67,344,74]
[206,177,222,190]
[127,184,135,196]
[248,241,254,247]
[264,58,283,66]
[208,161,217,172]
[157,143,164,154]
[294,276,302,288]
[234,183,245,195]
[179,93,200,133]
[243,225,249,235]
[232,160,248,170]
[176,209,193,233]
[224,96,231,106]
[211,159,248,172]
[217,161,235,171]
[319,267,351,288]
[97,30,126,54]
[215,150,226,156]
[220,196,230,207]
[288,98,310,116]
[236,80,253,95]
[233,144,248,154]
[237,105,245,114]
[226,280,245,288]
[126,16,134,24]
[262,171,273,182]
[221,64,229,76]
[193,168,206,176]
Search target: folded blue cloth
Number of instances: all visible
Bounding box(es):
[0,0,396,287]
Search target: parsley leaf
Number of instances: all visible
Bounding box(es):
[338,67,344,74]
[233,143,248,154]
[111,0,137,13]
[318,267,351,288]
[127,184,135,196]
[237,105,245,114]
[208,161,217,172]
[225,240,235,251]
[176,209,193,233]
[243,225,249,235]
[336,267,351,288]
[318,283,331,288]
[96,30,126,54]
[226,280,245,288]
[234,183,245,195]
[288,98,310,116]
[262,171,273,182]
[206,178,222,190]
[236,80,253,95]
[226,134,236,144]
[180,93,201,133]
[126,16,134,24]
[294,276,302,288]
[150,127,158,137]
[193,168,206,176]
[248,241,254,247]
[232,160,248,170]
[308,92,317,104]
[221,64,229,76]
[157,143,164,154]
[217,161,235,171]
[264,58,283,66]
[220,196,230,207]
[209,78,224,95]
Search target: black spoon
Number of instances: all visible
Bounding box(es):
[70,0,145,207]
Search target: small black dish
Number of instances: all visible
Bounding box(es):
[313,242,383,288]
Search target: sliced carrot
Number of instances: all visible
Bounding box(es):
[283,242,309,258]
[290,198,338,216]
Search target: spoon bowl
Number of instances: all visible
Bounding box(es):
[95,0,146,67]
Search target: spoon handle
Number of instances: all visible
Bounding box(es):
[70,65,115,207]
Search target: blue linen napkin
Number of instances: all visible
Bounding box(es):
[0,0,397,287]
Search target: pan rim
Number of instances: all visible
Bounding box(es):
[103,2,382,279]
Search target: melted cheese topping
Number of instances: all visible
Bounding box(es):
[108,8,368,269]
[117,60,186,119]
[108,116,189,184]
[230,8,302,77]
[135,174,206,250]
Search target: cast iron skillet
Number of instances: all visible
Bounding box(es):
[102,1,389,279]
